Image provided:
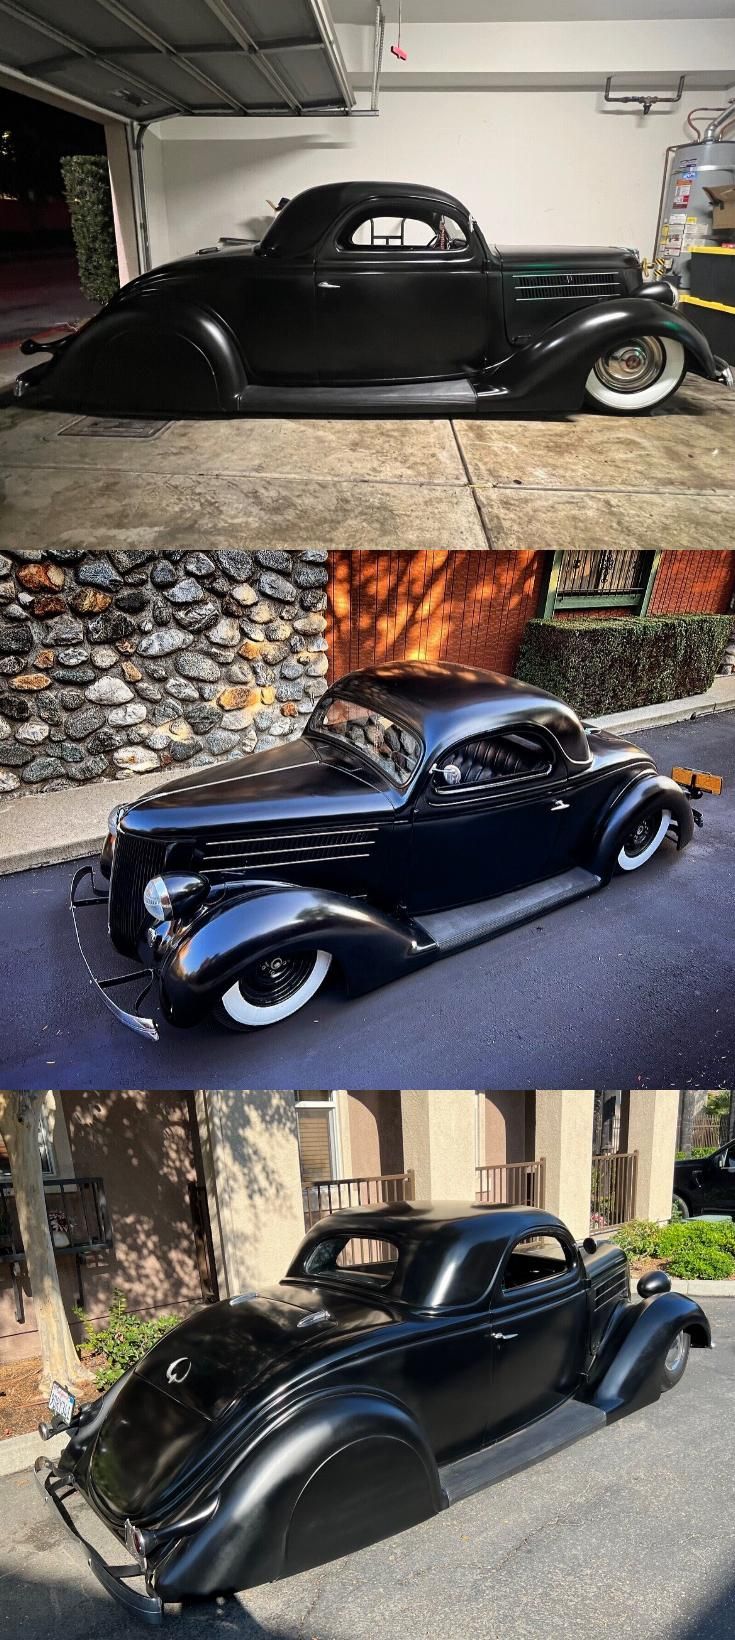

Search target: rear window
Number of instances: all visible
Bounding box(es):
[303,1234,400,1289]
[310,691,422,787]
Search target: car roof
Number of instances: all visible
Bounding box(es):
[291,1202,571,1310]
[260,180,471,258]
[330,661,592,769]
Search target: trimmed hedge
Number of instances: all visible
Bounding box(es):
[516,613,734,716]
[615,1218,735,1281]
[60,154,119,305]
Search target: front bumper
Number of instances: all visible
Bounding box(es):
[715,357,734,389]
[34,1457,163,1625]
[70,864,159,1041]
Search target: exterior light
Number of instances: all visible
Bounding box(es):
[107,804,128,838]
[144,873,208,926]
[143,876,173,925]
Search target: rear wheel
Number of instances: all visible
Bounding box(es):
[661,1330,690,1390]
[617,808,672,872]
[585,335,686,413]
[215,949,332,1030]
[671,1193,690,1221]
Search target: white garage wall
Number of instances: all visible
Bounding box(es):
[149,91,710,268]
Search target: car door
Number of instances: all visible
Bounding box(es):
[483,1230,588,1446]
[407,726,581,915]
[699,1144,735,1213]
[315,196,489,383]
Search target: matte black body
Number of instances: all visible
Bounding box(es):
[15,181,727,418]
[87,664,694,1032]
[673,1142,735,1217]
[40,1203,710,1615]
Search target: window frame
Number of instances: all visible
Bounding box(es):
[495,1228,580,1301]
[322,197,481,263]
[539,550,662,618]
[423,724,564,807]
[308,690,424,790]
[294,1091,342,1184]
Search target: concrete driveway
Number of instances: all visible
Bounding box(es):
[0,374,733,551]
[0,714,732,1089]
[2,1300,733,1640]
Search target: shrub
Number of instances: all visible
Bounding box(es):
[614,1220,663,1260]
[60,154,119,305]
[516,614,734,716]
[75,1289,181,1389]
[614,1218,735,1274]
[666,1245,735,1281]
[676,1147,717,1160]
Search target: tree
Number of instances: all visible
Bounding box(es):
[0,1093,92,1396]
[678,1089,699,1157]
[729,1091,735,1142]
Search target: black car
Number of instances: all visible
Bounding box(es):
[17,180,732,419]
[70,662,697,1039]
[35,1201,710,1623]
[673,1141,735,1219]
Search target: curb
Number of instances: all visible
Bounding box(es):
[0,1427,66,1478]
[668,1276,735,1298]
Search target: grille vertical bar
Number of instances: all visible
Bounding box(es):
[109,832,167,954]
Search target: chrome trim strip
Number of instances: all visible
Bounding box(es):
[207,851,374,869]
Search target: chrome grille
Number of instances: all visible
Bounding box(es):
[109,832,167,954]
[200,826,379,872]
[513,271,624,301]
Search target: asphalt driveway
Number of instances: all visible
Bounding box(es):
[2,1300,733,1640]
[0,715,733,1089]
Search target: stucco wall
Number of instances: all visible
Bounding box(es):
[347,1092,405,1178]
[0,549,328,795]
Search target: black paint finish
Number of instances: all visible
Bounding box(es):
[37,1204,710,1618]
[14,180,727,417]
[78,664,695,1035]
[673,1143,735,1217]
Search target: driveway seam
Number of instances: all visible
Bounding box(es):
[450,418,492,546]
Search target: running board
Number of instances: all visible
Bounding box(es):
[440,1400,606,1506]
[415,867,601,954]
[239,379,477,417]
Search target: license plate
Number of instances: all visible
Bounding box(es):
[671,765,724,796]
[48,1381,76,1425]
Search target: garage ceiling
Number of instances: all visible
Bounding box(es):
[0,0,355,120]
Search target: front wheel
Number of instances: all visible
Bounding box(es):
[616,808,672,872]
[215,949,332,1030]
[585,335,686,413]
[661,1330,690,1390]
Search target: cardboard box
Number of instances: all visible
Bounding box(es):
[705,185,735,232]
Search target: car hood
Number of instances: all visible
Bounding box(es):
[121,737,397,838]
[496,244,640,274]
[86,1283,397,1521]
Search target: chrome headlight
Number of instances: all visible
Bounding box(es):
[107,804,128,838]
[143,876,173,925]
[144,872,208,926]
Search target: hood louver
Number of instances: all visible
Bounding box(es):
[513,271,624,302]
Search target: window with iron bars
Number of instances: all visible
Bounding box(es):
[540,551,660,617]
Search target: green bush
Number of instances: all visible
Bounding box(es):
[666,1245,735,1280]
[676,1147,717,1160]
[516,614,734,716]
[614,1218,735,1277]
[75,1289,181,1390]
[614,1220,663,1259]
[60,154,119,305]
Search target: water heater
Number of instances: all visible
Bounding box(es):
[655,135,735,288]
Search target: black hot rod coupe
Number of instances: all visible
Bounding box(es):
[16,180,732,419]
[35,1201,710,1621]
[70,662,700,1039]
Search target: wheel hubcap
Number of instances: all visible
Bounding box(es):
[594,336,665,393]
[237,952,318,1008]
[665,1332,685,1373]
[625,814,658,856]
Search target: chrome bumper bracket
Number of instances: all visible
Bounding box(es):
[70,864,159,1041]
[35,1458,163,1625]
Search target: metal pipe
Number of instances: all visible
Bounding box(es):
[653,144,676,265]
[306,0,356,110]
[704,101,735,140]
[371,3,385,114]
[133,123,152,273]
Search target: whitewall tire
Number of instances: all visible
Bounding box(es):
[585,336,686,413]
[216,949,332,1029]
[617,809,672,872]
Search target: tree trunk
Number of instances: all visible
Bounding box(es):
[0,1092,92,1396]
[678,1089,698,1158]
[729,1090,735,1143]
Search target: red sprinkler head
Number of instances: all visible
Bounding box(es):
[390,43,407,60]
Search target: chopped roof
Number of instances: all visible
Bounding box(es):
[259,180,473,258]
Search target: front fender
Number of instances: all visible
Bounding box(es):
[481,296,722,413]
[588,1291,711,1422]
[153,1390,442,1598]
[158,882,430,1026]
[589,772,694,880]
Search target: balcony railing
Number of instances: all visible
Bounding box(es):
[0,1176,112,1323]
[475,1159,546,1209]
[590,1151,638,1232]
[302,1171,414,1267]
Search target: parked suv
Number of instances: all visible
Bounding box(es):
[673,1142,735,1219]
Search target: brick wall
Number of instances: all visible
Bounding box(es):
[648,550,735,615]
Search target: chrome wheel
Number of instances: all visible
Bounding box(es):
[594,337,666,394]
[662,1328,690,1389]
[585,335,686,413]
[665,1332,686,1375]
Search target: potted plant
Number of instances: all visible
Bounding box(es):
[48,1210,71,1248]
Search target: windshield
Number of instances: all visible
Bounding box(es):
[309,692,422,787]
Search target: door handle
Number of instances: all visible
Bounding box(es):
[490,1330,518,1342]
[318,280,340,289]
[549,799,570,812]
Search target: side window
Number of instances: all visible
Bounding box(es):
[503,1233,575,1292]
[436,730,553,789]
[339,208,468,253]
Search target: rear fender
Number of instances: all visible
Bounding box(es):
[481,296,720,412]
[158,882,430,1025]
[152,1391,442,1598]
[18,299,245,414]
[589,773,694,879]
[588,1291,711,1421]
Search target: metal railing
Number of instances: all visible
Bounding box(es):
[590,1151,638,1232]
[0,1175,112,1263]
[302,1171,414,1266]
[691,1115,729,1150]
[557,549,651,604]
[475,1159,546,1209]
